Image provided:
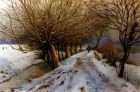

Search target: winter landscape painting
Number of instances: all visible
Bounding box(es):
[0,0,140,92]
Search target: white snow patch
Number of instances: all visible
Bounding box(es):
[0,44,43,83]
[125,64,140,89]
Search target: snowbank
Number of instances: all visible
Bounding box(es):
[13,51,137,92]
[87,51,137,92]
[125,64,140,89]
[0,45,43,83]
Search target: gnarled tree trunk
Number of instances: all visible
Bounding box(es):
[70,45,74,55]
[66,46,71,58]
[49,43,61,68]
[118,47,130,78]
[74,44,78,53]
[79,44,83,51]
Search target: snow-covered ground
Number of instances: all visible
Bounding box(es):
[13,51,138,92]
[0,45,140,92]
[0,44,43,84]
[125,64,140,89]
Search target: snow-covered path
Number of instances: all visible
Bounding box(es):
[13,51,137,92]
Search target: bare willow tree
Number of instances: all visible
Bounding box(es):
[0,0,91,69]
[109,0,140,78]
[91,0,140,77]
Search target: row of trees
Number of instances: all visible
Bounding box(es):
[0,0,98,69]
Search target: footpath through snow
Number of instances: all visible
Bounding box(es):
[13,51,137,92]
